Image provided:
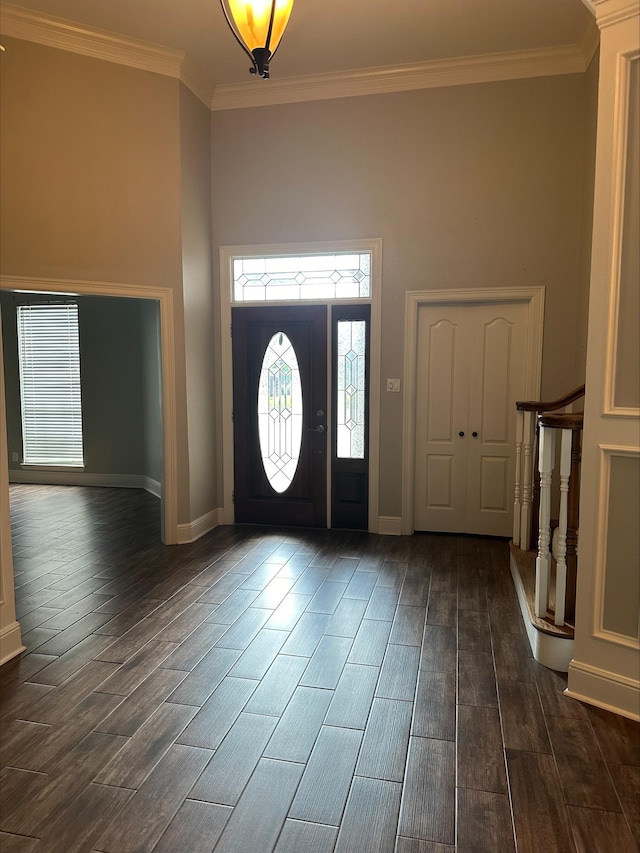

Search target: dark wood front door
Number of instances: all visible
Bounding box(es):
[232,305,327,527]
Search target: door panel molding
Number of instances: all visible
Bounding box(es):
[402,286,544,535]
[220,239,382,531]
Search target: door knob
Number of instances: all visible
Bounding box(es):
[472,431,478,437]
[458,431,465,437]
[309,424,325,433]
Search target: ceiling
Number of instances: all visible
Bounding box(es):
[1,0,595,87]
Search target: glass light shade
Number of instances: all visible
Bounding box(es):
[221,0,294,77]
[227,0,293,52]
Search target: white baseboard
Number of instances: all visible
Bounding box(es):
[378,516,403,536]
[566,659,640,722]
[142,477,162,498]
[177,508,224,544]
[10,470,162,498]
[0,621,25,666]
[509,549,574,672]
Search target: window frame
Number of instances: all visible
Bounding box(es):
[16,299,84,469]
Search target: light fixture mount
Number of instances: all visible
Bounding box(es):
[220,0,295,79]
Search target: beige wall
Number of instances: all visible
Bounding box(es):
[0,37,193,522]
[80,297,146,475]
[180,85,218,521]
[0,36,598,525]
[211,74,592,516]
[0,37,183,287]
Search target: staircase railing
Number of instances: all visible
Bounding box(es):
[535,412,583,625]
[513,385,585,550]
[513,385,584,626]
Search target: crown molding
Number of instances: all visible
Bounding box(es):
[0,2,597,113]
[581,17,601,64]
[0,4,183,76]
[211,43,590,111]
[581,0,640,27]
[0,3,215,106]
[180,54,216,107]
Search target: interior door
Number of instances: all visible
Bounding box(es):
[414,301,528,536]
[232,305,327,527]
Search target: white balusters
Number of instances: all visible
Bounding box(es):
[513,409,523,545]
[535,425,555,618]
[520,410,535,550]
[512,391,584,629]
[554,429,573,626]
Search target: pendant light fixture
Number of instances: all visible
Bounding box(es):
[220,0,295,79]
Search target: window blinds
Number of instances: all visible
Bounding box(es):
[17,303,84,466]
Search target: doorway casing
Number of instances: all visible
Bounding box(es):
[401,286,545,536]
[0,275,179,545]
[219,239,382,532]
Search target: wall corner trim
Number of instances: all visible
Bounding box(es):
[566,658,640,721]
[0,621,25,666]
[211,44,590,111]
[378,516,403,536]
[177,508,224,544]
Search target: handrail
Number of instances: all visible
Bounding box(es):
[516,384,585,413]
[538,412,584,430]
[513,386,584,554]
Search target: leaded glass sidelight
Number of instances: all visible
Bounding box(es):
[258,332,303,493]
[336,320,366,459]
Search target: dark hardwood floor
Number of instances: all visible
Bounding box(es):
[1,484,638,853]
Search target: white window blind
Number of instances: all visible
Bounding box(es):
[17,303,84,466]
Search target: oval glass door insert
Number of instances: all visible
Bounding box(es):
[258,331,303,493]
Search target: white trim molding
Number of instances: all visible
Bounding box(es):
[592,445,640,648]
[211,44,591,111]
[9,470,162,498]
[0,3,215,107]
[509,553,574,672]
[604,50,640,417]
[0,323,24,667]
[0,275,179,545]
[566,658,640,721]
[581,0,640,29]
[177,508,224,544]
[1,3,598,112]
[401,286,545,536]
[0,621,25,666]
[378,517,403,537]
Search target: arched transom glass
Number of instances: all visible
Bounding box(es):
[258,332,303,493]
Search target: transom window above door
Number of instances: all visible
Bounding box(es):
[233,253,371,302]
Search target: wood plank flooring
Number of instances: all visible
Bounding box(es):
[1,484,639,853]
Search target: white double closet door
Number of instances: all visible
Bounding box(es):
[414,301,529,536]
